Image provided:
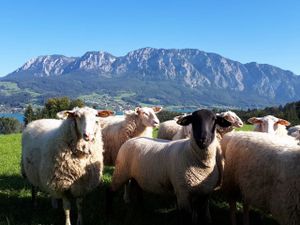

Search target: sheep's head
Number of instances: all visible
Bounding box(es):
[177,109,231,149]
[135,106,162,128]
[57,107,114,141]
[248,115,290,134]
[217,111,243,128]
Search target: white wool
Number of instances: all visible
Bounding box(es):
[21,107,107,225]
[102,106,161,165]
[221,131,300,225]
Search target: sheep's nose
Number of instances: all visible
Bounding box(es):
[153,121,159,127]
[237,122,243,127]
[197,138,210,148]
[83,133,91,141]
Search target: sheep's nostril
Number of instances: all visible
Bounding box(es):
[83,133,90,141]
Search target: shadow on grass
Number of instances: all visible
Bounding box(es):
[0,174,27,191]
[0,172,279,225]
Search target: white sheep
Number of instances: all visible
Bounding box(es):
[221,131,300,225]
[101,106,162,166]
[21,107,113,225]
[216,111,243,137]
[171,114,192,140]
[288,125,300,137]
[108,109,232,224]
[157,119,180,140]
[248,115,290,136]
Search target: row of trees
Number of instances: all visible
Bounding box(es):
[24,97,85,125]
[234,101,300,126]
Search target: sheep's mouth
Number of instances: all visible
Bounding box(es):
[235,122,243,128]
[70,139,93,157]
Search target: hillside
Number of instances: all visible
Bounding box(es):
[1,48,300,110]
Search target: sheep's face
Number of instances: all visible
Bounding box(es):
[57,107,114,141]
[248,115,290,134]
[219,111,243,128]
[177,109,232,149]
[135,106,162,128]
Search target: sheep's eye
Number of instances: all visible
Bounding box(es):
[95,120,99,124]
[143,112,149,116]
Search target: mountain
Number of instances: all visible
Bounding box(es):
[1,47,300,110]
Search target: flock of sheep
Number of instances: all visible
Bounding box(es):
[20,106,300,225]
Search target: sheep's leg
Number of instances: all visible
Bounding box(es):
[123,180,131,204]
[51,198,59,209]
[243,202,250,225]
[176,193,192,225]
[31,185,37,208]
[130,179,144,206]
[205,202,212,224]
[229,199,237,225]
[105,186,115,217]
[63,197,72,225]
[191,195,210,225]
[76,198,83,225]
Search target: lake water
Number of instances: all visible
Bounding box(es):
[0,113,24,123]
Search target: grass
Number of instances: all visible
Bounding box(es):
[0,131,277,225]
[236,124,253,131]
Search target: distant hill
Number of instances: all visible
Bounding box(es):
[1,47,300,110]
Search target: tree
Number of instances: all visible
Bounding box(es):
[70,99,85,109]
[0,117,22,134]
[24,104,34,125]
[27,97,86,122]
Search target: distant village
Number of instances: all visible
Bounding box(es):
[0,104,24,114]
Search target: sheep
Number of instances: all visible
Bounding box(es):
[171,114,192,140]
[21,107,113,225]
[171,111,243,140]
[157,119,180,140]
[101,106,162,166]
[221,131,300,225]
[216,111,243,137]
[107,109,232,224]
[248,115,290,136]
[288,125,300,137]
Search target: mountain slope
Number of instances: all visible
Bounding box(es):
[1,48,300,110]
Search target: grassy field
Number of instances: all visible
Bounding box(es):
[0,131,277,225]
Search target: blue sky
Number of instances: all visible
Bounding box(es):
[0,0,299,76]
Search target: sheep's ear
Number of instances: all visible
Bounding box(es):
[216,116,232,128]
[223,114,235,123]
[177,115,193,126]
[248,117,262,124]
[173,114,188,122]
[56,110,76,119]
[124,110,134,115]
[276,119,290,126]
[97,110,114,117]
[152,106,162,113]
[135,107,141,115]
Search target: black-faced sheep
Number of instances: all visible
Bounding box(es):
[159,111,243,140]
[107,109,232,224]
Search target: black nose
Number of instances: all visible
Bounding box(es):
[197,138,210,148]
[83,133,90,141]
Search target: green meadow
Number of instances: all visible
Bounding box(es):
[0,130,277,225]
